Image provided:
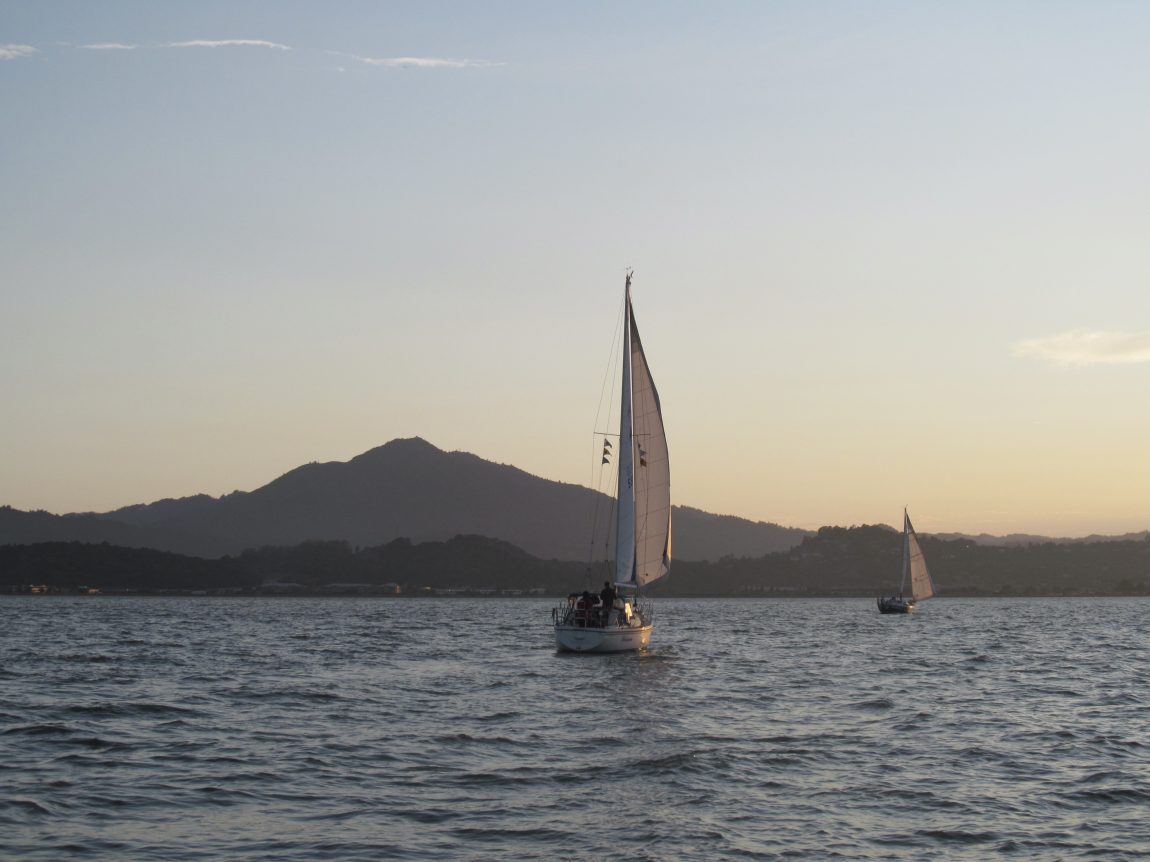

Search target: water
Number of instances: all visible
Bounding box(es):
[3,597,1149,861]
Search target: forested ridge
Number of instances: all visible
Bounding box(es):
[5,525,1148,596]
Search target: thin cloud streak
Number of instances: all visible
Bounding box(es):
[359,56,501,68]
[1013,330,1150,366]
[164,40,291,51]
[8,42,501,69]
[0,44,37,61]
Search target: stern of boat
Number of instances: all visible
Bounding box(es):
[877,597,915,614]
[554,623,651,653]
[552,595,653,652]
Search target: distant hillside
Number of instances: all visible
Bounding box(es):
[0,438,808,561]
[0,506,206,551]
[933,530,1150,546]
[6,527,1150,597]
[669,525,1150,597]
[0,536,584,595]
[671,506,810,560]
[0,541,257,592]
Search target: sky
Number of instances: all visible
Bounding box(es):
[3,1,1149,536]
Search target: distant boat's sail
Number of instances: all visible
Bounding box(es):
[905,513,934,601]
[614,276,671,589]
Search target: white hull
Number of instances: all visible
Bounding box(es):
[555,623,652,653]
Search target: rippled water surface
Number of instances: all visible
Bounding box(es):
[4,597,1150,860]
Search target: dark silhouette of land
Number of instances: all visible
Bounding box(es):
[0,438,808,561]
[5,526,1149,597]
[931,529,1150,546]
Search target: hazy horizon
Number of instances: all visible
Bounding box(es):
[4,2,1149,536]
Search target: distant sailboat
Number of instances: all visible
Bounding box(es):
[553,273,671,652]
[877,509,935,614]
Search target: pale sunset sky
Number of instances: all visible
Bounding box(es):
[2,2,1148,536]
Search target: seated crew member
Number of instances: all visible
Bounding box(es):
[600,581,617,625]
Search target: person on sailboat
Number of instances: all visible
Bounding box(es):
[575,590,594,626]
[600,581,617,625]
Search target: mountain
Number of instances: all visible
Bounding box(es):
[0,438,809,561]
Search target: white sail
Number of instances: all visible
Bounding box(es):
[614,276,671,588]
[905,514,934,601]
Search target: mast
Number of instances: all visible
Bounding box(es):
[614,274,636,587]
[898,508,909,597]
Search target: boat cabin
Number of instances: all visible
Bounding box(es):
[556,592,639,629]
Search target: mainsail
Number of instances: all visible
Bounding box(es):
[614,276,671,589]
[905,512,934,601]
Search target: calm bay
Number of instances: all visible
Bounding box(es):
[3,596,1149,860]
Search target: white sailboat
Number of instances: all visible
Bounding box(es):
[553,273,671,653]
[878,509,935,614]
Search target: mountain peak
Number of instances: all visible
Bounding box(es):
[350,437,444,463]
[386,436,439,450]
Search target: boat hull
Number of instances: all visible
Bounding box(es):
[555,623,652,653]
[877,597,915,614]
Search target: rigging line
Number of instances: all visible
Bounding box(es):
[601,423,621,561]
[604,463,618,567]
[589,292,626,471]
[586,431,603,569]
[585,292,627,569]
[588,447,621,570]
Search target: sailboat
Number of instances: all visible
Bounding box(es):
[877,509,935,614]
[553,273,671,652]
